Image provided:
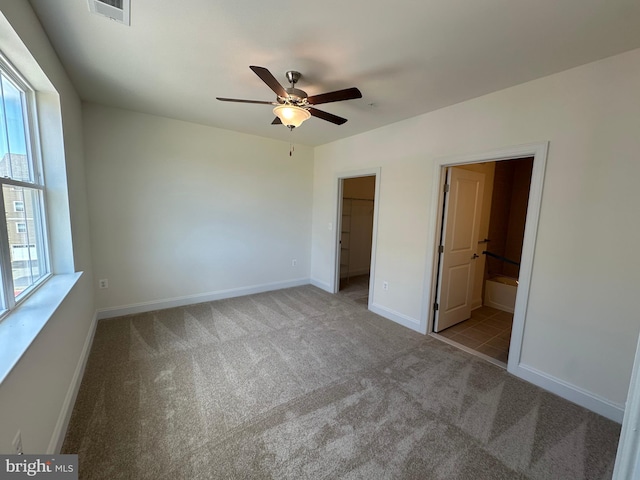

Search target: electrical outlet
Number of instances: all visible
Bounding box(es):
[383,281,389,291]
[12,430,23,455]
[291,259,297,267]
[99,279,109,289]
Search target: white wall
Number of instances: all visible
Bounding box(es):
[0,2,95,453]
[84,104,314,314]
[311,48,640,410]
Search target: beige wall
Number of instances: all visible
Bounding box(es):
[486,158,533,279]
[487,158,533,278]
[343,176,376,200]
[504,159,533,278]
[312,48,640,413]
[341,176,375,278]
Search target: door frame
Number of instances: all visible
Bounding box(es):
[423,142,548,373]
[332,168,381,309]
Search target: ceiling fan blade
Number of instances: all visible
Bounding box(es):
[271,117,282,125]
[308,107,348,125]
[216,97,275,105]
[250,66,287,98]
[307,87,362,105]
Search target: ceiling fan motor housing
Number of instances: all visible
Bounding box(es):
[282,87,308,104]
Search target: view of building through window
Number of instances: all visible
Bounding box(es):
[0,60,49,307]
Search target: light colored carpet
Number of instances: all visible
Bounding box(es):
[63,285,620,479]
[339,274,370,305]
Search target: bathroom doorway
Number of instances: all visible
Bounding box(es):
[431,157,534,367]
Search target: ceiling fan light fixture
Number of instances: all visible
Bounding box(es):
[273,105,311,128]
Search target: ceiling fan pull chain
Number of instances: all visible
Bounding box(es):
[289,124,295,156]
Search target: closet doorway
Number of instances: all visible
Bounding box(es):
[335,173,378,306]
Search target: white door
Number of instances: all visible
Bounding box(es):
[434,167,485,332]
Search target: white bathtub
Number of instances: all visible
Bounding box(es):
[484,275,518,313]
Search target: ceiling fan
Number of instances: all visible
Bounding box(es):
[216,66,362,129]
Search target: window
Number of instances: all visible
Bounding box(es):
[0,55,50,313]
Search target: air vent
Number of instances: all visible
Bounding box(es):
[88,0,130,26]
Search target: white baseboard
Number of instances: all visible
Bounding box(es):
[97,278,311,320]
[369,302,422,333]
[310,278,332,293]
[48,310,99,454]
[513,363,624,423]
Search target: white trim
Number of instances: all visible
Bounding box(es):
[422,142,548,366]
[47,310,98,454]
[515,363,624,423]
[369,302,421,332]
[88,0,131,26]
[310,278,331,292]
[613,333,640,479]
[332,176,345,293]
[97,278,310,320]
[422,163,447,334]
[0,273,82,384]
[331,168,381,308]
[0,55,52,312]
[506,142,548,370]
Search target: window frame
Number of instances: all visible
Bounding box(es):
[0,53,51,316]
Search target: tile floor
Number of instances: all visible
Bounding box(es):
[436,306,513,364]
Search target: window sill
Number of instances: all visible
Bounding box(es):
[0,272,82,385]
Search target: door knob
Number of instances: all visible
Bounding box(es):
[471,254,479,259]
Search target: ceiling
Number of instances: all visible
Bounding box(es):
[28,0,640,147]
